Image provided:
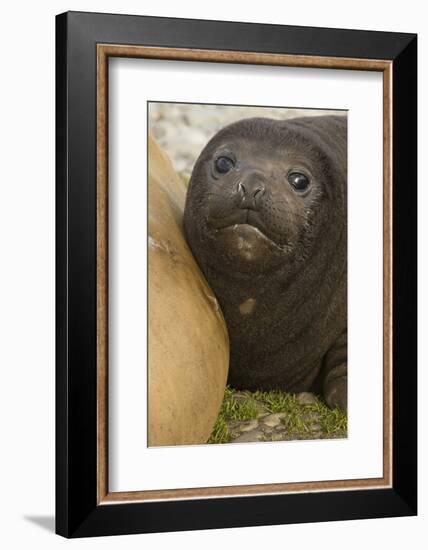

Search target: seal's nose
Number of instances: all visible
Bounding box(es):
[237,172,266,210]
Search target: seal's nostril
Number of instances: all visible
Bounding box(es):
[238,181,246,195]
[236,176,265,210]
[253,185,265,199]
[237,180,264,199]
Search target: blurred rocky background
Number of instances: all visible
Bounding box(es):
[149,102,345,181]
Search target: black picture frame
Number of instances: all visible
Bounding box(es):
[56,10,417,538]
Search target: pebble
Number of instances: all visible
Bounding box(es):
[232,393,252,403]
[238,420,259,433]
[223,402,344,443]
[296,392,318,405]
[262,413,286,428]
[233,430,263,443]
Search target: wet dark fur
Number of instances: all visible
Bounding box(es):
[183,115,347,410]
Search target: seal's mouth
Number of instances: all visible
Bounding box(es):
[220,222,270,241]
[211,209,262,232]
[216,222,291,256]
[210,210,286,250]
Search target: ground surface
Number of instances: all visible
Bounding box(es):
[208,387,347,444]
[149,103,348,444]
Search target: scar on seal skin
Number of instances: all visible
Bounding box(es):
[184,115,348,411]
[239,298,256,315]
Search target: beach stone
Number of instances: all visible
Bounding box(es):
[262,413,286,428]
[233,430,263,443]
[296,392,318,405]
[148,136,229,446]
[274,423,287,432]
[237,420,259,433]
[231,392,250,403]
[226,420,243,431]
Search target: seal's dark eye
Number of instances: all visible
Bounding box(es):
[288,172,310,192]
[215,156,234,174]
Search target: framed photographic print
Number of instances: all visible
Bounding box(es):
[56,11,417,538]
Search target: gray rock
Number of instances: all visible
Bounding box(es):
[232,429,263,443]
[232,393,252,403]
[296,392,318,405]
[226,420,242,431]
[262,413,286,428]
[274,423,287,432]
[237,419,259,433]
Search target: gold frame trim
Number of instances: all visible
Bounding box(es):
[96,44,393,504]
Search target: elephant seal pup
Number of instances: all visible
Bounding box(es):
[183,115,347,410]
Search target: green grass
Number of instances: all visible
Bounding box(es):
[208,415,232,444]
[306,400,348,435]
[252,389,296,413]
[208,386,347,444]
[207,388,259,444]
[221,396,259,421]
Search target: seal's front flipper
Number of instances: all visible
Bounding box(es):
[324,364,347,412]
[321,330,347,411]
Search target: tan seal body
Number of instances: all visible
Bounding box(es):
[148,136,229,446]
